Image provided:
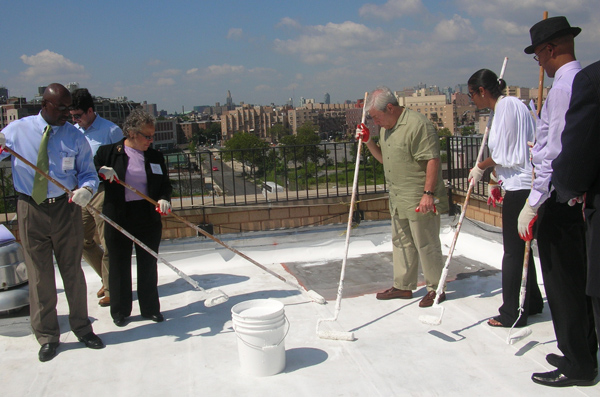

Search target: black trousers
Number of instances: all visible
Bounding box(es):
[537,191,597,378]
[497,190,544,327]
[105,200,162,320]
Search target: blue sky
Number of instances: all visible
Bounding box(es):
[1,0,597,113]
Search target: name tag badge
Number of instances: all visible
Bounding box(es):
[150,163,163,175]
[62,157,75,171]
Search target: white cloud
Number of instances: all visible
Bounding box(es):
[273,21,387,64]
[186,68,199,75]
[205,64,245,76]
[457,0,591,19]
[433,15,476,42]
[153,69,181,77]
[227,28,243,40]
[359,0,425,21]
[248,67,277,75]
[156,77,175,86]
[254,84,270,91]
[484,18,529,37]
[276,17,302,29]
[19,50,88,82]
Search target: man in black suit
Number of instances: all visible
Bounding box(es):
[520,16,597,387]
[553,58,600,381]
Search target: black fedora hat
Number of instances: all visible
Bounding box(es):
[524,16,581,54]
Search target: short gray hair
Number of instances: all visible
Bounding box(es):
[366,86,399,112]
[123,108,155,138]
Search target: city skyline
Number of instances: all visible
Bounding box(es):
[1,1,598,113]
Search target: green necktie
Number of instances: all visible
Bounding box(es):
[32,125,51,204]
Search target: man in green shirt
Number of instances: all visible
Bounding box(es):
[358,86,447,307]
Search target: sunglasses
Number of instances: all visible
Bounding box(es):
[136,131,154,141]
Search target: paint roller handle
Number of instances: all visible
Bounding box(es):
[499,57,508,80]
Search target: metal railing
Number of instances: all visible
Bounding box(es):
[445,135,491,202]
[0,137,490,223]
[164,141,387,209]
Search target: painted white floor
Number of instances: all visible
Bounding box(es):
[2,216,599,396]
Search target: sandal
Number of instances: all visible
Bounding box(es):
[487,316,504,327]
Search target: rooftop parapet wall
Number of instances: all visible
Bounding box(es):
[1,191,499,242]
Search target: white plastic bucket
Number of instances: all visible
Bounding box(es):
[231,299,289,376]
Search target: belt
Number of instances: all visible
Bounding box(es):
[19,193,68,205]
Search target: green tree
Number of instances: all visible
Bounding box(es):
[460,126,475,136]
[296,122,321,145]
[200,122,222,146]
[222,132,269,174]
[437,127,452,151]
[267,123,290,142]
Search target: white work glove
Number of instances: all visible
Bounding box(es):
[568,196,584,206]
[0,132,5,153]
[156,199,171,215]
[468,164,485,184]
[99,166,119,183]
[487,173,503,207]
[517,200,538,241]
[70,187,93,207]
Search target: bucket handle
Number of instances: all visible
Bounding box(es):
[234,316,290,351]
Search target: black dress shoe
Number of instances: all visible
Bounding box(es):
[38,342,60,362]
[113,316,128,327]
[532,369,596,387]
[77,332,105,349]
[142,313,164,323]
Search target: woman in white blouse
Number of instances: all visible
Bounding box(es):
[467,69,543,327]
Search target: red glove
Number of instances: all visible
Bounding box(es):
[487,178,503,207]
[415,205,437,214]
[355,123,370,143]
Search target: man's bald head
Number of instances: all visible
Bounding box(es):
[41,83,72,126]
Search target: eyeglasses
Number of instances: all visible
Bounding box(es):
[533,43,556,62]
[136,131,154,141]
[467,90,478,99]
[47,101,73,112]
[71,112,85,120]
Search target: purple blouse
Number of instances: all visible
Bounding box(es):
[124,145,148,202]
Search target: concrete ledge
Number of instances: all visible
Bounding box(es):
[1,191,502,242]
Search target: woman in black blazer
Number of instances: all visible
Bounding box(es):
[94,109,172,327]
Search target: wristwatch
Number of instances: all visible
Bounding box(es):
[423,190,434,196]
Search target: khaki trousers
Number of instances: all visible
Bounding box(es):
[18,195,92,345]
[81,190,110,297]
[391,213,444,292]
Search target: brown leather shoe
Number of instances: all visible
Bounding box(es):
[376,287,413,300]
[97,286,105,298]
[419,290,445,308]
[99,296,110,307]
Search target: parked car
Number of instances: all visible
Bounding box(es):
[212,166,219,171]
[0,224,28,313]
